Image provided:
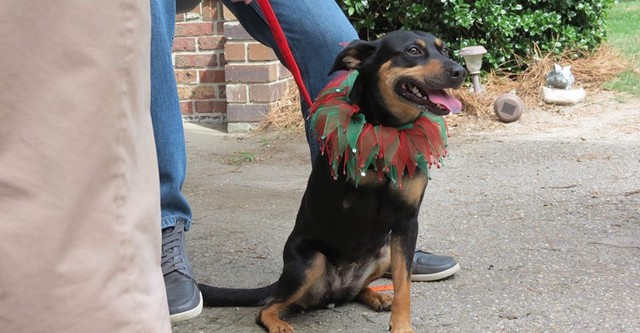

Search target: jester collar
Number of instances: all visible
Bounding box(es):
[308,70,450,187]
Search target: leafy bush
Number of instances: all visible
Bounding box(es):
[338,0,615,71]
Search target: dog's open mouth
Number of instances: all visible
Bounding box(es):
[396,79,462,115]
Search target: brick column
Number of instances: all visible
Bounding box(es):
[222,6,293,133]
[174,0,227,123]
[173,1,293,132]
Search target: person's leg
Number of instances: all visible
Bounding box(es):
[150,0,202,321]
[220,0,460,281]
[222,0,358,160]
[0,0,170,331]
[152,0,191,230]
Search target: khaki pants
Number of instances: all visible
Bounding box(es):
[0,0,171,332]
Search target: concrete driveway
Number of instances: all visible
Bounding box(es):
[173,92,640,332]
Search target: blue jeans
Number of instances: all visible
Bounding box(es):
[151,0,192,230]
[221,0,358,160]
[151,0,358,230]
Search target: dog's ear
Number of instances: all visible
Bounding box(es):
[328,40,377,74]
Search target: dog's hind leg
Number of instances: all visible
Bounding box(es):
[357,245,393,312]
[257,251,326,333]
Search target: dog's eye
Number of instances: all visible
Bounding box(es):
[441,45,449,56]
[406,46,423,56]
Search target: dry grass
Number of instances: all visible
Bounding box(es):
[258,45,630,131]
[255,82,304,132]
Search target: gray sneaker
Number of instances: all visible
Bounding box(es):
[409,250,460,281]
[384,250,460,282]
[161,220,202,322]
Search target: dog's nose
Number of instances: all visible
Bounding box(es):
[448,63,466,80]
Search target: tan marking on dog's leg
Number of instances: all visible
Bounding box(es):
[258,304,294,333]
[257,253,326,333]
[388,238,415,333]
[364,245,391,285]
[358,247,392,312]
[358,287,393,312]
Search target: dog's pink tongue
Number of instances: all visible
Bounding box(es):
[427,90,462,114]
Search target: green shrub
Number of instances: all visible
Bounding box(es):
[338,0,615,71]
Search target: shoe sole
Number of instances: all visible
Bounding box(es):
[383,263,460,282]
[410,263,460,282]
[169,291,203,323]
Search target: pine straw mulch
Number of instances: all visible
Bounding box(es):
[257,44,630,132]
[255,82,306,133]
[449,44,629,120]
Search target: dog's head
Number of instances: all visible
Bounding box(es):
[330,30,466,127]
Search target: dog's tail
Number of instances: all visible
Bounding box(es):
[198,282,277,307]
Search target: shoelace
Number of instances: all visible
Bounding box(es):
[161,226,189,276]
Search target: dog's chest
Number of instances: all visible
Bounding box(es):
[342,170,429,210]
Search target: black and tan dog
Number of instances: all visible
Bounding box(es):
[199,30,466,333]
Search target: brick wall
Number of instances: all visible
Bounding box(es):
[174,0,226,123]
[173,0,293,132]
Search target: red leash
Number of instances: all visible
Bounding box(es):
[255,0,314,107]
